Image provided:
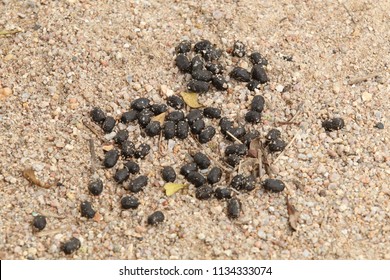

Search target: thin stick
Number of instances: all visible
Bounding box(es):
[83,118,101,137]
[89,139,97,175]
[257,149,263,178]
[348,73,380,85]
[341,2,356,24]
[0,29,22,37]
[273,131,300,164]
[226,131,243,144]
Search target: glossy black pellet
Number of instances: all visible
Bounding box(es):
[121,196,140,210]
[191,69,213,82]
[147,211,165,225]
[242,130,260,146]
[226,127,246,141]
[150,104,168,115]
[137,108,153,127]
[121,140,135,158]
[32,215,46,231]
[114,168,130,183]
[186,109,203,125]
[145,121,161,137]
[114,130,129,145]
[225,154,241,167]
[190,55,205,72]
[163,120,176,139]
[219,117,233,134]
[207,167,222,184]
[242,175,256,191]
[201,47,222,61]
[161,166,176,182]
[212,75,228,90]
[186,171,206,187]
[232,41,246,57]
[374,122,384,129]
[214,187,232,199]
[194,40,212,53]
[90,107,106,124]
[175,54,191,73]
[167,95,185,110]
[230,67,251,82]
[227,198,241,219]
[103,149,119,168]
[225,144,248,156]
[251,95,265,113]
[268,139,287,152]
[176,120,189,139]
[263,179,285,192]
[265,129,281,142]
[190,119,205,134]
[187,79,209,93]
[206,62,223,74]
[134,143,150,159]
[128,175,148,193]
[322,118,345,132]
[176,40,191,53]
[251,65,269,84]
[88,178,103,195]
[195,185,213,200]
[121,110,138,123]
[230,174,245,190]
[62,237,81,255]
[249,52,268,66]
[124,160,140,174]
[198,126,216,143]
[131,98,150,111]
[245,110,261,123]
[80,201,96,219]
[102,116,116,133]
[167,110,185,122]
[247,80,261,91]
[193,152,211,169]
[203,107,221,119]
[180,162,198,178]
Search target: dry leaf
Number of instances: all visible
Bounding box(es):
[151,112,166,125]
[180,92,203,108]
[286,196,299,231]
[248,137,262,158]
[164,182,188,196]
[22,168,51,189]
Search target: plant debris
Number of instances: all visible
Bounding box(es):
[22,168,51,189]
[164,182,188,196]
[286,196,299,231]
[180,92,203,108]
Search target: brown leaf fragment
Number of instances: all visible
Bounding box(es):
[23,168,51,189]
[248,137,262,158]
[286,196,299,231]
[151,112,166,125]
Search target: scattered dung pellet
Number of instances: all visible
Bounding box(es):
[242,175,256,191]
[186,109,203,125]
[230,67,251,82]
[203,107,221,119]
[124,160,140,174]
[190,119,205,134]
[32,215,46,231]
[251,95,265,113]
[102,116,116,133]
[114,167,130,183]
[225,154,241,167]
[121,140,135,158]
[134,143,150,159]
[61,237,81,255]
[120,110,138,124]
[161,166,176,182]
[225,144,248,156]
[103,149,119,168]
[176,40,191,54]
[245,110,261,123]
[242,130,260,146]
[175,54,191,73]
[147,211,165,225]
[219,117,233,134]
[128,175,148,193]
[268,139,287,152]
[88,178,103,195]
[190,55,205,72]
[226,126,246,141]
[207,167,222,184]
[80,201,96,219]
[265,129,281,142]
[167,110,185,122]
[167,95,185,110]
[194,39,212,53]
[180,162,198,178]
[163,120,176,139]
[201,46,222,61]
[227,198,241,219]
[145,121,161,137]
[191,69,213,82]
[322,118,345,132]
[230,174,245,190]
[131,98,150,111]
[249,52,268,66]
[176,120,189,139]
[206,62,223,74]
[232,41,246,57]
[247,80,261,91]
[114,130,129,145]
[212,75,228,90]
[90,107,106,124]
[121,196,140,210]
[374,122,384,129]
[195,185,213,200]
[251,65,269,84]
[198,126,216,143]
[193,152,211,169]
[187,79,209,93]
[150,103,168,115]
[214,187,232,199]
[186,171,206,187]
[137,108,153,127]
[263,178,286,192]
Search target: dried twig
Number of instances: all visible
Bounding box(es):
[226,131,243,144]
[88,139,97,176]
[83,118,101,137]
[273,131,300,164]
[341,2,356,24]
[348,73,381,85]
[257,148,263,178]
[0,29,22,37]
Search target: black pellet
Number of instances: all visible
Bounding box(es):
[265,129,281,142]
[263,179,285,192]
[190,119,205,134]
[194,40,212,53]
[124,160,140,174]
[32,215,46,231]
[176,120,189,139]
[374,122,384,129]
[242,175,256,191]
[121,140,135,158]
[176,40,191,53]
[121,110,138,124]
[191,55,205,72]
[247,80,261,91]
[203,107,221,119]
[180,162,198,178]
[212,75,228,90]
[175,54,191,73]
[206,62,223,74]
[195,185,213,200]
[193,152,211,169]
[114,168,130,183]
[230,174,245,190]
[145,121,161,137]
[167,95,185,110]
[131,98,150,111]
[134,143,150,159]
[192,69,213,82]
[167,110,185,122]
[245,110,261,123]
[214,187,232,199]
[251,95,265,113]
[137,108,153,127]
[90,107,106,124]
[103,149,119,168]
[249,52,268,66]
[187,79,209,93]
[232,41,246,57]
[251,65,269,84]
[147,211,165,225]
[121,196,140,210]
[219,117,233,134]
[186,109,203,125]
[161,166,176,182]
[322,118,345,132]
[150,104,168,115]
[225,144,248,156]
[198,126,216,143]
[114,130,129,145]
[268,139,287,152]
[242,130,260,147]
[186,171,206,187]
[227,198,241,219]
[201,46,222,61]
[225,154,241,167]
[226,127,246,141]
[163,120,176,139]
[88,178,103,195]
[61,237,81,255]
[207,167,222,184]
[80,201,96,219]
[230,67,251,82]
[102,116,116,133]
[128,175,148,193]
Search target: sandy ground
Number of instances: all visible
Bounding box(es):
[0,0,389,260]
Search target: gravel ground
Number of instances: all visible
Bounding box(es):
[0,0,389,260]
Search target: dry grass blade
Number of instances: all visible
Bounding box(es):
[226,131,243,144]
[286,196,299,231]
[22,168,51,189]
[0,29,22,37]
[83,118,102,137]
[273,131,300,164]
[348,73,381,85]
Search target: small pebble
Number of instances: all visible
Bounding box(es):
[103,149,119,168]
[121,196,140,209]
[230,67,251,82]
[80,201,96,218]
[186,171,206,187]
[187,79,209,93]
[207,167,222,184]
[134,143,151,159]
[195,185,213,200]
[198,126,216,143]
[114,168,130,183]
[232,41,246,57]
[147,211,165,225]
[214,187,232,199]
[124,160,140,174]
[203,107,221,119]
[114,130,129,144]
[131,98,150,111]
[88,178,104,195]
[167,95,185,110]
[128,175,148,193]
[145,121,161,137]
[322,118,345,131]
[163,121,176,139]
[193,152,211,169]
[161,166,176,182]
[90,107,106,124]
[61,237,81,255]
[263,179,286,192]
[32,215,46,231]
[245,110,261,123]
[121,110,138,123]
[101,116,116,133]
[176,120,189,139]
[251,65,269,83]
[227,198,241,218]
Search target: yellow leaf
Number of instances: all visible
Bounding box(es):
[180,92,203,108]
[151,112,166,125]
[164,183,188,196]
